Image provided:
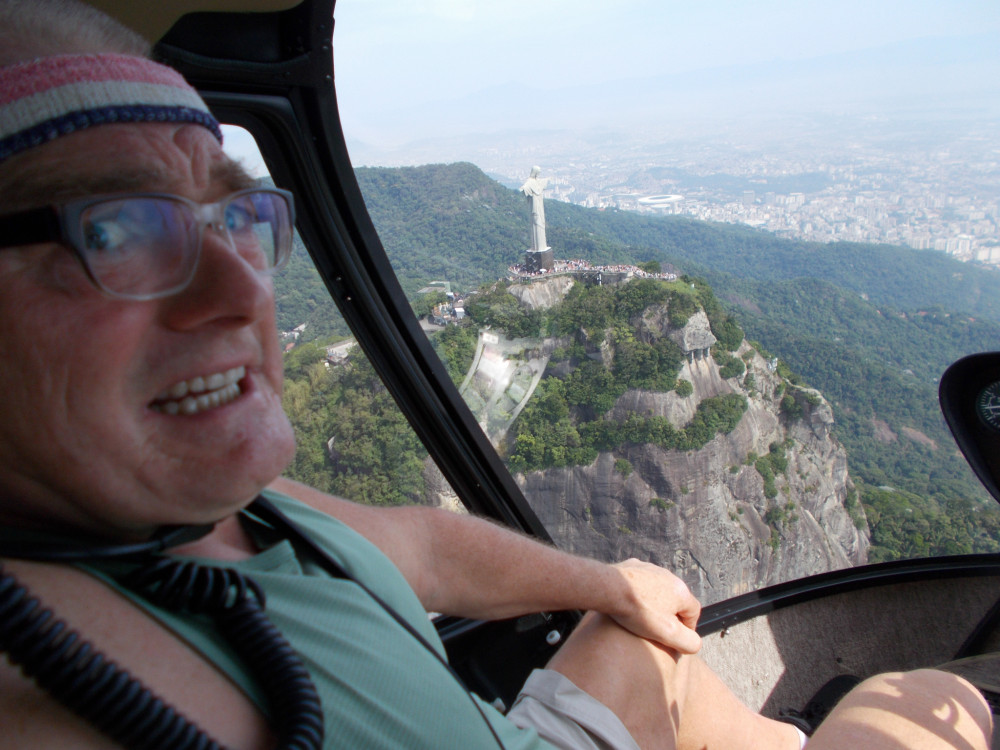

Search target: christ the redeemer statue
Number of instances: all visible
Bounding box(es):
[521,166,550,253]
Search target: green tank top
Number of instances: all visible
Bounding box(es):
[71,491,552,749]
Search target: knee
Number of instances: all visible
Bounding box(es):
[546,613,686,694]
[551,612,683,669]
[916,669,993,740]
[875,669,992,737]
[814,668,993,750]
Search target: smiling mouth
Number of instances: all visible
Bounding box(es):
[151,366,246,416]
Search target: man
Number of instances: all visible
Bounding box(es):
[0,1,992,748]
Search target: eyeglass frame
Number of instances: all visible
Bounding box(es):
[0,186,295,301]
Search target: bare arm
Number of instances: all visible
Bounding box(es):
[268,478,702,654]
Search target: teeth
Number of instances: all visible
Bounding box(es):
[168,380,189,399]
[152,367,245,415]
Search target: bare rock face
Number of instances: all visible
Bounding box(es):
[668,310,717,354]
[509,276,576,310]
[517,345,869,605]
[451,274,868,605]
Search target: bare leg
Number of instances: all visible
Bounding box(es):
[809,670,992,750]
[548,613,992,750]
[545,612,801,750]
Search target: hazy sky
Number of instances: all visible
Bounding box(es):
[332,0,1000,121]
[225,1,1000,169]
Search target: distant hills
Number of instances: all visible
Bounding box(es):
[352,161,1000,322]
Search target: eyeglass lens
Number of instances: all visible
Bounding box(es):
[77,190,291,299]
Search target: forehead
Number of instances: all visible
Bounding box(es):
[0,124,254,211]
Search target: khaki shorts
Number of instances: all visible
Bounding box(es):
[506,669,641,750]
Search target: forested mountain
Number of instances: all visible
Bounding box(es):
[354,163,1000,322]
[273,235,350,341]
[275,161,1000,563]
[542,201,1000,323]
[354,163,630,294]
[457,273,872,604]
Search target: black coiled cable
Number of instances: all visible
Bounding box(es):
[0,555,324,750]
[0,496,509,750]
[126,558,324,749]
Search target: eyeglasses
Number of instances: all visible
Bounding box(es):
[0,187,295,300]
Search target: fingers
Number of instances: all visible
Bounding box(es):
[671,574,702,627]
[666,618,703,655]
[611,558,703,654]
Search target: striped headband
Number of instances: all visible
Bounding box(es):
[0,53,222,165]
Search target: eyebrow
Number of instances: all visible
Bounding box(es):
[0,167,159,212]
[0,157,259,213]
[212,158,258,193]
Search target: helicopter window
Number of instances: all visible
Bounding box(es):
[300,5,998,606]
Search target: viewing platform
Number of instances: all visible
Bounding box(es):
[507,258,677,285]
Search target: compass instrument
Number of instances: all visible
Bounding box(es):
[977,381,1000,432]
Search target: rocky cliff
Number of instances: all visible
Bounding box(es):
[518,343,868,605]
[510,276,869,605]
[428,274,870,605]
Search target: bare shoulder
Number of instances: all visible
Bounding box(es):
[0,559,272,749]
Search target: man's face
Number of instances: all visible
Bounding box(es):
[0,123,296,536]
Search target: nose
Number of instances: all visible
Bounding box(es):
[159,222,274,330]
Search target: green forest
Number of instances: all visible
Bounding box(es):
[272,234,352,342]
[282,343,428,506]
[275,161,1000,561]
[461,277,750,473]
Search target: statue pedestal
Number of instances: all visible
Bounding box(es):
[523,248,554,273]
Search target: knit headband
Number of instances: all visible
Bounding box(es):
[0,53,222,165]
